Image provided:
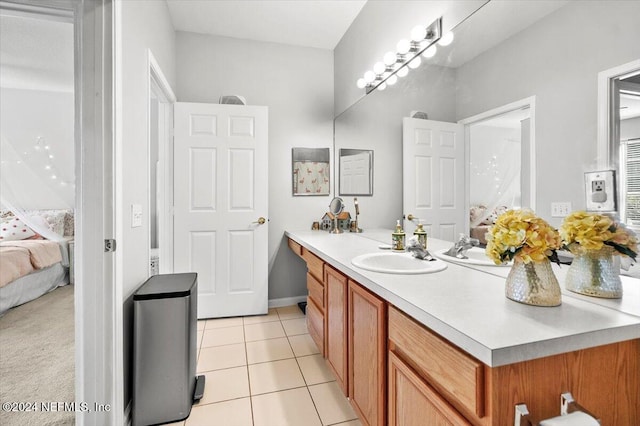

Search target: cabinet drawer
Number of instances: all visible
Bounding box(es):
[307,273,324,310]
[302,247,324,281]
[389,351,471,426]
[306,297,325,356]
[288,238,302,257]
[388,306,484,418]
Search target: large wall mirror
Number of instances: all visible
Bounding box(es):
[334,0,640,240]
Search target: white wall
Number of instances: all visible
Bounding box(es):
[118,0,176,406]
[455,1,640,226]
[175,32,334,301]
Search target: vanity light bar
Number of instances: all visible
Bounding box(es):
[357,17,451,94]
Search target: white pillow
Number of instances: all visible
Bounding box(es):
[29,210,66,236]
[0,217,36,241]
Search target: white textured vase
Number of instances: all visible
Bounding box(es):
[505,258,562,307]
[565,246,622,299]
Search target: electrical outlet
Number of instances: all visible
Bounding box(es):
[591,180,607,202]
[551,202,572,217]
[585,171,616,212]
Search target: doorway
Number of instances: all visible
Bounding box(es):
[148,51,176,276]
[460,97,536,239]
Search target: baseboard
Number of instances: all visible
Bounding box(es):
[268,295,307,309]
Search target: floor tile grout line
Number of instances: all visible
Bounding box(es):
[241,316,256,426]
[285,315,325,426]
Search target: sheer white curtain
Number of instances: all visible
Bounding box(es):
[1,135,73,262]
[469,137,521,227]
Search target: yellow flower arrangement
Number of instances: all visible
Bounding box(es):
[560,211,637,260]
[486,209,562,265]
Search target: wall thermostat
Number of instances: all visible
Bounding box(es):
[584,170,616,212]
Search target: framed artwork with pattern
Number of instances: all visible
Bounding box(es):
[292,148,330,196]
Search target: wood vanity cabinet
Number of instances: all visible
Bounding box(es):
[348,280,387,426]
[288,239,326,356]
[389,351,471,426]
[324,264,349,395]
[288,238,639,425]
[388,305,640,426]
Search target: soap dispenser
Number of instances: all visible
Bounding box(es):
[414,221,427,249]
[392,220,406,251]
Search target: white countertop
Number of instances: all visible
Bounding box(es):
[285,228,640,367]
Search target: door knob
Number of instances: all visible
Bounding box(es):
[406,214,415,221]
[254,217,266,225]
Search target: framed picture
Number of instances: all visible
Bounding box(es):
[292,148,330,196]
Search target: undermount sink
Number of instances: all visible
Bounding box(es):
[351,252,447,274]
[433,247,510,267]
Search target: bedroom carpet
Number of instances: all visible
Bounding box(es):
[0,284,75,425]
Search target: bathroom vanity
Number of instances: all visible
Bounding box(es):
[286,229,640,426]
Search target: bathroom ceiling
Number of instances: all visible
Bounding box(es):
[165,0,367,50]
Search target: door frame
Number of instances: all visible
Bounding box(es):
[0,0,117,424]
[459,96,536,234]
[147,49,176,275]
[597,59,640,169]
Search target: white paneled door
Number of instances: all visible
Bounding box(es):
[402,118,464,242]
[174,103,268,319]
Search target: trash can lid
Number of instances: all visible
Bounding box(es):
[133,273,197,300]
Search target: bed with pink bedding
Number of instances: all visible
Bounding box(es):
[0,234,70,315]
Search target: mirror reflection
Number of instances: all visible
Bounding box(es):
[615,70,640,228]
[334,0,640,241]
[339,149,373,196]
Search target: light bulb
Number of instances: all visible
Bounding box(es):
[438,31,454,46]
[377,83,387,91]
[396,39,411,55]
[397,67,409,78]
[364,70,376,83]
[51,174,57,180]
[48,154,54,159]
[387,74,398,86]
[45,165,51,170]
[411,25,426,42]
[408,56,422,69]
[383,51,397,66]
[373,62,386,75]
[44,145,50,150]
[356,78,366,89]
[422,45,437,58]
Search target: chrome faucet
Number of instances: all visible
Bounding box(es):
[444,234,480,259]
[406,236,434,261]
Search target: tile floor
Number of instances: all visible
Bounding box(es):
[167,305,361,426]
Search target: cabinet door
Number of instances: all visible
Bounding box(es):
[348,281,386,426]
[389,351,471,426]
[325,265,348,395]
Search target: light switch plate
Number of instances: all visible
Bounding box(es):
[551,202,572,217]
[131,204,143,228]
[584,170,616,212]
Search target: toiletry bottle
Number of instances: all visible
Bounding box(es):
[392,220,406,251]
[414,222,427,249]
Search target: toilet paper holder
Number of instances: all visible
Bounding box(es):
[514,392,600,426]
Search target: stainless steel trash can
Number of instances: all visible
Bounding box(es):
[132,273,203,426]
